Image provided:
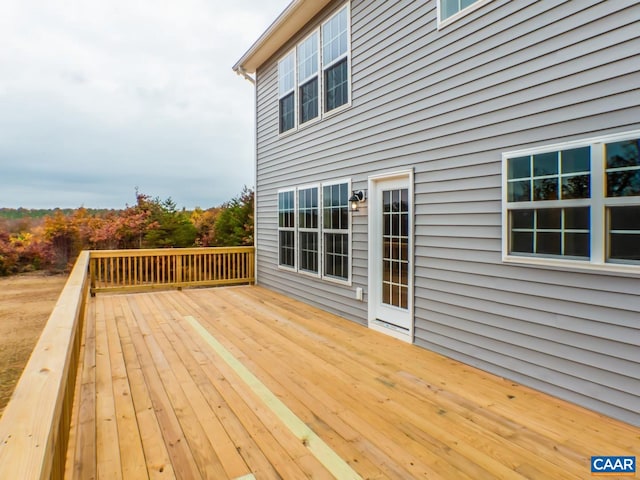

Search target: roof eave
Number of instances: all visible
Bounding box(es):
[233,0,333,75]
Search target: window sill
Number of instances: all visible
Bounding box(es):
[298,269,321,279]
[278,265,351,285]
[298,116,321,131]
[278,127,298,139]
[321,274,352,287]
[323,101,351,120]
[277,264,297,273]
[502,255,640,279]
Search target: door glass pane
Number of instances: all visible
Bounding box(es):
[400,286,408,310]
[381,188,409,309]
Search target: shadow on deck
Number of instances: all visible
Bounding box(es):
[65,285,639,479]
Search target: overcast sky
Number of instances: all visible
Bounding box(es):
[0,0,289,209]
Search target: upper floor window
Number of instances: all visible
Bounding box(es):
[277,3,350,135]
[502,131,640,269]
[322,6,349,113]
[278,52,295,133]
[297,33,319,125]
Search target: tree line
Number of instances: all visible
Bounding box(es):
[0,187,253,276]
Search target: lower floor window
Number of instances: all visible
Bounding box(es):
[277,181,350,282]
[503,131,640,267]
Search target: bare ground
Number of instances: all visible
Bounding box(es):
[0,272,68,416]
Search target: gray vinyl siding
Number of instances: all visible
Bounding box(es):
[253,0,640,425]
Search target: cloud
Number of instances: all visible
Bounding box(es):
[0,0,289,209]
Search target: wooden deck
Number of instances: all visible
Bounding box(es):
[65,286,639,479]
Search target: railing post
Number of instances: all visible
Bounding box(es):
[89,253,96,297]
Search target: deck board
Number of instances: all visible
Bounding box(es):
[65,285,640,479]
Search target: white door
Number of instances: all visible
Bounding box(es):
[368,171,413,342]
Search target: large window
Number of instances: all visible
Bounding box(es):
[503,131,640,268]
[278,189,295,268]
[276,4,350,135]
[322,6,349,113]
[277,181,351,282]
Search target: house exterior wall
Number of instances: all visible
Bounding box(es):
[253,0,640,426]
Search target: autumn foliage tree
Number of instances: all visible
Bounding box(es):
[210,186,254,246]
[0,187,254,275]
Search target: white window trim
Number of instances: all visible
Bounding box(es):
[437,0,493,30]
[321,178,352,285]
[501,129,640,277]
[297,183,321,278]
[277,187,297,271]
[297,31,321,129]
[320,3,352,119]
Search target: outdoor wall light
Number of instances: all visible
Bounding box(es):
[349,190,365,212]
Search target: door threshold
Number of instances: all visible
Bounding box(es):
[369,319,413,343]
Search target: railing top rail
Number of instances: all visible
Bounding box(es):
[89,246,254,257]
[0,251,90,480]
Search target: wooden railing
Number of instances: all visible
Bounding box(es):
[0,251,90,480]
[90,246,255,294]
[0,246,254,479]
